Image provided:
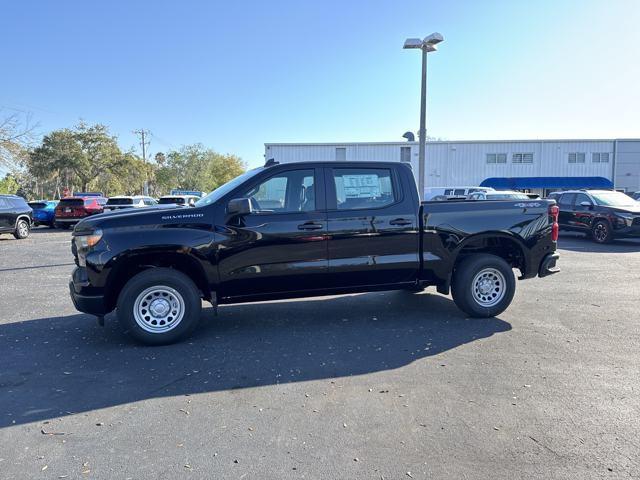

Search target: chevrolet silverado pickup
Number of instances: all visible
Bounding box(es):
[69,161,560,345]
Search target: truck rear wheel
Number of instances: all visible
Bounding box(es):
[116,268,202,345]
[451,254,515,318]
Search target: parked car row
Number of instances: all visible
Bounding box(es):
[0,191,203,239]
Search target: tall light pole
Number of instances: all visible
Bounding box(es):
[404,32,443,198]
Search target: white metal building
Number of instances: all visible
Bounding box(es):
[265,139,640,196]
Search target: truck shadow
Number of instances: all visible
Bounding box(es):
[0,291,511,429]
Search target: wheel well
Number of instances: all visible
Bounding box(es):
[15,215,31,227]
[455,236,526,276]
[104,252,211,312]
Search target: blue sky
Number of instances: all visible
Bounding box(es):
[1,0,638,169]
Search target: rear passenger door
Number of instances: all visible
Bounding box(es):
[572,193,595,230]
[557,193,576,229]
[0,198,12,230]
[325,165,419,288]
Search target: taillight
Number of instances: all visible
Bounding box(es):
[549,204,559,242]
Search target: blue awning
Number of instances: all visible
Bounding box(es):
[480,176,613,190]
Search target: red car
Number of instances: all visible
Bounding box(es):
[54,193,107,229]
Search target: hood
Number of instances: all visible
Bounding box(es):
[606,205,640,214]
[74,204,190,232]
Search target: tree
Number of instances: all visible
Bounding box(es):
[28,122,134,196]
[0,110,36,170]
[0,174,20,195]
[155,145,245,194]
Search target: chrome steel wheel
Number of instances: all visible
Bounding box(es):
[133,285,185,334]
[471,268,506,307]
[17,220,29,237]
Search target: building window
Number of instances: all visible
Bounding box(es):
[486,153,507,164]
[512,153,533,164]
[568,152,586,164]
[592,152,610,163]
[400,146,411,163]
[335,147,346,161]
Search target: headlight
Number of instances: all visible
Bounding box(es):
[74,228,103,250]
[615,213,635,226]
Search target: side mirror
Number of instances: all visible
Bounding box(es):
[579,201,592,208]
[228,197,253,216]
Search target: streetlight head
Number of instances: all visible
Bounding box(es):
[403,38,424,49]
[424,32,444,45]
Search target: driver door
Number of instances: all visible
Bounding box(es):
[216,167,329,298]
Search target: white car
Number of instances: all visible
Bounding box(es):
[467,190,530,201]
[103,196,157,211]
[424,186,495,201]
[158,195,199,207]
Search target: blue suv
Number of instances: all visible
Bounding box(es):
[28,200,58,228]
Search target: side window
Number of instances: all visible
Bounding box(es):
[453,188,466,196]
[332,168,395,210]
[243,169,315,213]
[574,193,592,207]
[0,198,8,209]
[444,189,453,196]
[558,193,576,208]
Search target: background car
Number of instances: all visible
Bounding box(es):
[0,194,33,239]
[554,189,640,243]
[103,196,157,212]
[631,192,640,201]
[424,186,494,201]
[158,195,199,206]
[467,190,530,201]
[54,193,107,229]
[28,200,58,227]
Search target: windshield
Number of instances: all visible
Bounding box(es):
[195,168,264,207]
[107,198,134,205]
[159,197,185,204]
[487,193,529,200]
[591,191,638,207]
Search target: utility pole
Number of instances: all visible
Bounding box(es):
[133,129,151,194]
[133,128,151,163]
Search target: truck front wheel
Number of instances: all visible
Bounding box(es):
[116,268,202,345]
[451,254,516,318]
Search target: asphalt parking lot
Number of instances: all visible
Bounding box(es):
[1,229,639,479]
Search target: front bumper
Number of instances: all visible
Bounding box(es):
[69,267,106,316]
[538,253,560,278]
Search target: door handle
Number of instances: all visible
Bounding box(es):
[298,221,323,230]
[389,218,412,226]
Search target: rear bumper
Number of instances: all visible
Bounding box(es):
[538,253,560,278]
[55,217,84,223]
[69,267,106,316]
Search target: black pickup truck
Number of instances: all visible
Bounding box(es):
[69,161,559,345]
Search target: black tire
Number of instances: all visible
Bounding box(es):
[451,254,516,318]
[13,218,30,239]
[49,221,56,229]
[116,268,202,345]
[592,219,613,244]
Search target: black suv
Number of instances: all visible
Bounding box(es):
[0,194,33,239]
[549,189,640,243]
